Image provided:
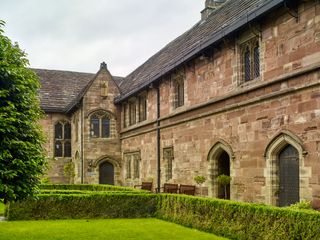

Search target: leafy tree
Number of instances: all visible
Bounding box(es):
[0,21,46,203]
[194,175,206,196]
[216,174,231,199]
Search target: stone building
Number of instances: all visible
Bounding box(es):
[37,0,320,208]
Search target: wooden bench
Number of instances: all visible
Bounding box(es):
[163,183,179,193]
[134,182,153,191]
[179,184,196,195]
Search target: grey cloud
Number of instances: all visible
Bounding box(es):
[0,0,204,76]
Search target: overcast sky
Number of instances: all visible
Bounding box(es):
[1,0,204,76]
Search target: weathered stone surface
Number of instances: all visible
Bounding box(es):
[39,1,320,208]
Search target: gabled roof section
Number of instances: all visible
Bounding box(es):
[34,68,124,113]
[116,0,285,103]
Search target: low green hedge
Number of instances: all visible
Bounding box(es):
[7,190,320,239]
[40,184,140,192]
[40,190,150,195]
[7,193,156,220]
[156,195,320,240]
[40,190,92,195]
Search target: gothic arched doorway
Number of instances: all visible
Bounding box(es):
[208,140,234,199]
[264,131,310,206]
[278,144,299,207]
[99,161,114,185]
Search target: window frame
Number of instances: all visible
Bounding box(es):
[54,121,72,158]
[138,94,147,122]
[123,103,128,128]
[129,100,137,126]
[163,147,174,181]
[172,69,185,109]
[89,111,111,139]
[240,36,260,83]
[124,151,141,180]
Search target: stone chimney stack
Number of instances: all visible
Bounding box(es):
[201,0,226,20]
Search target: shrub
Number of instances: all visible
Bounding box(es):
[194,176,206,185]
[155,194,320,240]
[216,174,231,199]
[7,193,156,220]
[40,184,142,192]
[288,200,313,210]
[39,190,92,195]
[7,188,320,239]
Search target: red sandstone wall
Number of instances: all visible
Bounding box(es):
[120,1,320,206]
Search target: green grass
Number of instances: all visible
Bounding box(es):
[0,200,4,216]
[0,218,227,240]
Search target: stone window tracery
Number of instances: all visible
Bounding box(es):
[90,111,111,138]
[240,37,260,82]
[172,70,185,109]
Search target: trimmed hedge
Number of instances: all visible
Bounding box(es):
[156,195,320,240]
[40,184,141,192]
[7,189,320,239]
[7,193,156,220]
[40,190,92,195]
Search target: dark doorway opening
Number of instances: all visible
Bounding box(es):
[99,161,114,185]
[278,145,299,207]
[217,151,230,199]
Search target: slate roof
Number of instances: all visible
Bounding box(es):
[35,0,284,110]
[116,0,284,102]
[34,69,124,113]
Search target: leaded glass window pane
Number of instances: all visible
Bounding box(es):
[139,96,147,122]
[54,141,63,157]
[123,104,128,127]
[129,102,136,125]
[126,158,131,179]
[254,44,260,79]
[64,123,71,139]
[55,123,63,139]
[177,81,184,107]
[102,117,110,138]
[244,47,251,81]
[164,147,174,181]
[133,158,140,179]
[90,115,99,137]
[64,141,71,157]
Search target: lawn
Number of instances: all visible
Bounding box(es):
[0,218,228,240]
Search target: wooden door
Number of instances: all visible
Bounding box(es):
[278,145,299,207]
[99,162,114,185]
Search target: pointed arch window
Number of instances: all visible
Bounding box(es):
[241,37,260,82]
[54,121,71,157]
[173,75,185,109]
[90,111,111,138]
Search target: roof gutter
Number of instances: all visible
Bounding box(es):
[114,0,285,104]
